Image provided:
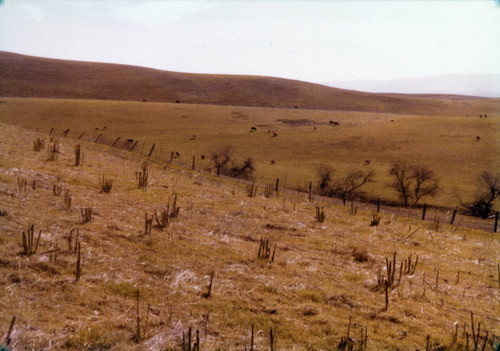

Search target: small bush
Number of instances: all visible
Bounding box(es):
[352,247,370,262]
[370,212,381,226]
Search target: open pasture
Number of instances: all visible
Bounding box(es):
[0,97,499,208]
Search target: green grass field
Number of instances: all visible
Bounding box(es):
[1,97,498,208]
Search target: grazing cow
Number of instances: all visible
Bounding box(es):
[294,105,299,109]
[390,120,394,122]
[143,98,148,102]
[476,136,481,142]
[267,130,271,134]
[191,135,196,140]
[272,132,278,137]
[95,127,99,131]
[333,121,340,126]
[270,160,275,165]
[175,100,181,103]
[364,160,370,165]
[250,127,257,132]
[329,120,334,124]
[127,139,134,143]
[201,155,205,160]
[313,127,317,130]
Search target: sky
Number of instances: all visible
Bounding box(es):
[0,0,499,85]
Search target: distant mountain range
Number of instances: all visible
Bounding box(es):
[1,51,499,116]
[325,74,500,98]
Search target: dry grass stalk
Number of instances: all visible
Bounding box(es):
[17,176,27,192]
[80,207,92,224]
[247,181,256,197]
[338,313,354,350]
[5,315,16,346]
[99,176,113,193]
[75,242,81,281]
[182,327,200,351]
[63,188,72,210]
[350,201,358,215]
[315,206,326,223]
[264,184,274,198]
[31,180,36,190]
[136,162,149,188]
[258,237,277,262]
[432,215,442,233]
[270,327,277,351]
[370,211,382,226]
[201,271,214,298]
[22,225,42,256]
[33,137,44,152]
[135,289,141,342]
[144,212,152,234]
[402,254,418,275]
[377,252,402,290]
[53,184,63,196]
[47,140,60,161]
[74,144,83,166]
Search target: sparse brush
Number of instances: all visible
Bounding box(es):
[47,140,60,161]
[99,176,113,193]
[350,201,358,215]
[170,194,180,218]
[154,205,171,229]
[315,206,325,223]
[53,184,63,196]
[74,144,83,166]
[31,180,36,190]
[136,162,149,188]
[33,137,45,152]
[17,176,27,192]
[64,188,72,210]
[370,211,381,226]
[431,216,441,233]
[258,237,277,262]
[80,207,92,224]
[21,225,42,256]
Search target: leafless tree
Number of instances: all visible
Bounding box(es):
[388,162,439,207]
[317,166,374,199]
[462,172,500,218]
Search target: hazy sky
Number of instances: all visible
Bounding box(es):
[0,0,499,84]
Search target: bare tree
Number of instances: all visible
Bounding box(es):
[317,166,374,199]
[388,162,413,206]
[388,162,439,206]
[462,172,500,218]
[210,147,255,180]
[411,165,439,206]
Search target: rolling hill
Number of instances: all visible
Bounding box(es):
[1,51,499,116]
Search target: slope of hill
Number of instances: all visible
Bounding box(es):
[325,74,500,99]
[0,123,499,349]
[1,51,499,116]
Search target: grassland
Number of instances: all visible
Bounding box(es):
[1,97,499,210]
[0,122,499,350]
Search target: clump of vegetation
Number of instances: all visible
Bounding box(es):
[21,225,41,256]
[388,162,439,207]
[370,211,381,226]
[352,247,370,262]
[33,137,44,152]
[80,207,92,223]
[257,237,277,262]
[47,140,60,161]
[460,172,499,218]
[99,176,113,193]
[136,162,149,188]
[210,147,255,180]
[315,205,326,223]
[74,144,83,166]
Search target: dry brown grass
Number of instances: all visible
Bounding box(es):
[0,123,499,350]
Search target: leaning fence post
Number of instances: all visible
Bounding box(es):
[308,181,312,201]
[450,208,457,225]
[377,198,381,213]
[148,143,155,157]
[422,203,427,221]
[275,178,279,193]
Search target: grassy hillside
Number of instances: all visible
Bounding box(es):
[1,97,499,209]
[1,51,499,116]
[0,123,499,349]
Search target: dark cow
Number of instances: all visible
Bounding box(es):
[270,160,275,165]
[250,127,257,132]
[191,135,196,140]
[364,160,370,165]
[272,132,278,137]
[476,136,481,142]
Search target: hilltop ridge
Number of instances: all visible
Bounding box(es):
[1,51,499,116]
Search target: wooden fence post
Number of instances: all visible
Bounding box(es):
[422,203,427,221]
[377,198,381,213]
[275,178,279,192]
[192,155,195,170]
[148,144,155,157]
[495,212,499,233]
